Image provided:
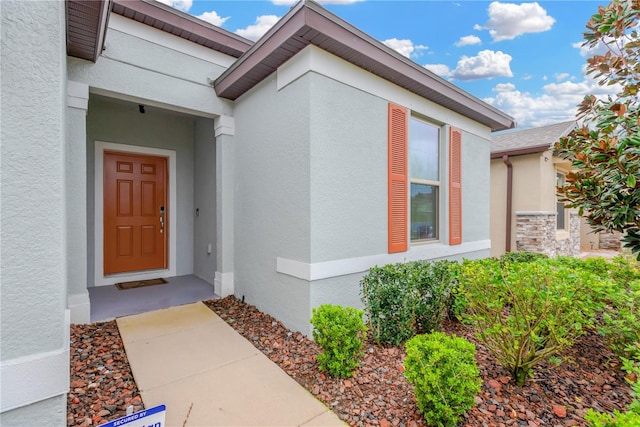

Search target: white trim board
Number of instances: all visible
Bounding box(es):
[94,141,177,286]
[0,311,70,412]
[277,239,491,281]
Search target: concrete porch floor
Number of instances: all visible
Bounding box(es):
[88,275,217,323]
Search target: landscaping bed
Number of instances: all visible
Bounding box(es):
[67,322,142,427]
[203,296,632,427]
[67,295,633,427]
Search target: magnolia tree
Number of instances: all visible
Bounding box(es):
[554,0,640,257]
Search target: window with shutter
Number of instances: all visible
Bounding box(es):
[449,127,462,245]
[388,103,408,253]
[409,118,440,243]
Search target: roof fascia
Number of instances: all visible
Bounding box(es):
[94,0,112,62]
[303,2,513,130]
[112,0,253,57]
[491,144,551,159]
[213,1,307,95]
[214,0,515,131]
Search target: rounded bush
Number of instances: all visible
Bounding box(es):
[360,260,459,346]
[404,332,481,427]
[310,304,367,378]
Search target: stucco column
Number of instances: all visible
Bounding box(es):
[214,115,234,297]
[66,81,90,323]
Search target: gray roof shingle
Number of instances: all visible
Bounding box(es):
[491,121,576,158]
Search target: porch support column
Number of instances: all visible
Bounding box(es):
[214,115,234,297]
[66,81,90,323]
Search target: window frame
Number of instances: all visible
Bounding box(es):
[408,116,442,244]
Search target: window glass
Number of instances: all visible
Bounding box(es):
[410,118,440,242]
[411,184,438,240]
[409,119,439,182]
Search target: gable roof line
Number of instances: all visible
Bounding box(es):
[110,0,253,58]
[214,0,515,132]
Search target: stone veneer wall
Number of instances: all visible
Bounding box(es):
[515,212,580,257]
[599,231,622,250]
[555,213,581,256]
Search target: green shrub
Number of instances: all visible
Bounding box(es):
[553,255,640,289]
[600,280,640,360]
[310,304,367,378]
[404,332,481,427]
[459,258,608,385]
[360,260,458,346]
[611,254,640,286]
[585,409,640,426]
[499,251,549,265]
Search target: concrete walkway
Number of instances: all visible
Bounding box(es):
[116,302,345,427]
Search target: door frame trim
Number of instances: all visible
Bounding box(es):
[94,141,177,286]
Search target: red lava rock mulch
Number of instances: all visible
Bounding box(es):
[68,296,634,427]
[68,322,143,427]
[203,296,633,427]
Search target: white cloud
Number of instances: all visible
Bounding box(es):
[235,15,281,41]
[272,0,362,4]
[455,35,482,47]
[554,72,570,81]
[450,50,513,80]
[156,0,192,12]
[484,73,620,128]
[478,1,555,42]
[424,64,451,77]
[383,38,428,59]
[573,35,628,58]
[197,11,230,27]
[493,83,516,92]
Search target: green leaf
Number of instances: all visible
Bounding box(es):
[627,174,637,188]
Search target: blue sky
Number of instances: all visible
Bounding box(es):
[157,0,613,129]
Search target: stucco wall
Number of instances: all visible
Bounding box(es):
[308,73,388,262]
[491,151,580,257]
[1,0,68,422]
[194,118,217,283]
[68,15,232,118]
[86,96,196,284]
[490,152,546,256]
[490,157,508,256]
[233,74,312,333]
[462,132,491,243]
[235,61,495,334]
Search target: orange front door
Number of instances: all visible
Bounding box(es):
[104,151,168,274]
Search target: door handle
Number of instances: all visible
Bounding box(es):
[160,216,164,233]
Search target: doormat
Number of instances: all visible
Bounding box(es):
[115,278,168,290]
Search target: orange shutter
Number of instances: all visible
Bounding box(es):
[388,103,408,253]
[449,127,462,245]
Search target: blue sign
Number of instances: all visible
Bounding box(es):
[100,405,166,427]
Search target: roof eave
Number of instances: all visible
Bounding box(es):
[111,0,253,58]
[66,0,112,63]
[490,144,552,159]
[214,0,515,132]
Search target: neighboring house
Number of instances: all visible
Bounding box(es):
[1,0,514,422]
[490,121,583,257]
